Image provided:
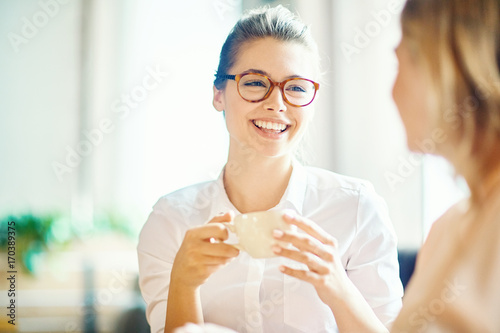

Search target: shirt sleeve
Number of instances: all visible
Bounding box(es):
[137,201,185,333]
[345,184,404,328]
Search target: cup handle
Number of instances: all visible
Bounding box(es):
[221,222,244,251]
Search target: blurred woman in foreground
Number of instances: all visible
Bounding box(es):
[392,0,500,331]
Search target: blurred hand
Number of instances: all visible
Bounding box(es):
[170,211,240,289]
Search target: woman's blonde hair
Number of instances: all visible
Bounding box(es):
[214,5,319,90]
[402,0,500,191]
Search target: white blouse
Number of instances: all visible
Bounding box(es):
[137,163,403,333]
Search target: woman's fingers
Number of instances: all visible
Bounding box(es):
[182,226,239,258]
[273,213,346,287]
[172,220,240,287]
[273,227,335,262]
[199,239,240,258]
[282,212,337,247]
[273,244,330,274]
[187,221,231,242]
[200,211,237,243]
[279,264,321,284]
[199,253,238,265]
[272,213,354,304]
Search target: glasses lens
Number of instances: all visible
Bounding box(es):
[237,74,270,101]
[284,79,316,106]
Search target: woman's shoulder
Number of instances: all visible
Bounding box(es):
[138,179,221,254]
[152,179,222,215]
[414,199,469,272]
[301,166,390,226]
[426,199,469,238]
[410,195,500,332]
[142,179,221,233]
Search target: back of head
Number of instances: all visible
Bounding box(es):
[401,0,500,182]
[214,5,319,90]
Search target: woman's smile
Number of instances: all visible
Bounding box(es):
[251,119,291,139]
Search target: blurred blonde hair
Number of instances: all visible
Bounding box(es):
[401,0,500,196]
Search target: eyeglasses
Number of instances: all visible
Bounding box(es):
[216,72,320,107]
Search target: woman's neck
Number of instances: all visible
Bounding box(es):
[473,168,500,202]
[223,151,293,214]
[463,158,500,206]
[440,140,500,205]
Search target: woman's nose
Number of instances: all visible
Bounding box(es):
[263,86,287,112]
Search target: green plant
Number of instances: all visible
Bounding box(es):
[0,212,137,275]
[0,214,68,274]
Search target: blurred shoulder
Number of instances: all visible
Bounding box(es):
[427,199,469,236]
[416,199,469,270]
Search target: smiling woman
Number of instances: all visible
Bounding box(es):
[137,5,403,333]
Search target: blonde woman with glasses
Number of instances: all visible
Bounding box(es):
[138,5,403,333]
[391,0,500,331]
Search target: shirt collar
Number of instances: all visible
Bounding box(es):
[210,160,307,217]
[279,159,307,215]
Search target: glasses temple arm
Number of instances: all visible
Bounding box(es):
[215,74,236,80]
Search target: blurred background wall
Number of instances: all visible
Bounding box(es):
[0,0,467,332]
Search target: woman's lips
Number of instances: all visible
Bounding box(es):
[251,119,290,138]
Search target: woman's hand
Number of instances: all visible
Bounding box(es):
[170,211,240,289]
[272,212,388,333]
[166,212,240,332]
[272,212,349,304]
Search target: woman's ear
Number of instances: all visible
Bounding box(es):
[213,85,225,112]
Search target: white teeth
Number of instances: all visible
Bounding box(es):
[254,120,287,131]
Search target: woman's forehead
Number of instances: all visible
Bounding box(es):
[230,38,319,80]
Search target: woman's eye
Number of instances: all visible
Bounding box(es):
[287,85,307,93]
[243,80,267,87]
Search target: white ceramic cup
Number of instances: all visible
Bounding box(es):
[223,210,295,258]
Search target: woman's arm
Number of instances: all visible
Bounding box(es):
[165,212,240,333]
[165,282,203,332]
[273,212,389,333]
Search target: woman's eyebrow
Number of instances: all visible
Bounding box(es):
[241,68,306,80]
[241,68,268,75]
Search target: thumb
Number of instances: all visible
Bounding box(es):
[207,210,235,224]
